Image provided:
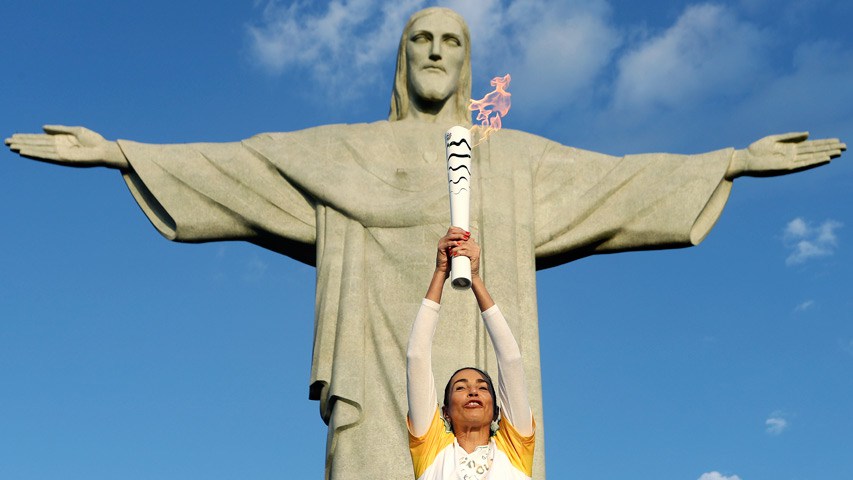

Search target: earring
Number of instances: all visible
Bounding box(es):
[490,406,501,436]
[441,414,453,433]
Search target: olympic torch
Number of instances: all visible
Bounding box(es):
[445,126,473,289]
[443,74,511,289]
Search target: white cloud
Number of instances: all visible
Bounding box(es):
[842,338,853,356]
[698,472,742,480]
[243,255,270,282]
[794,300,815,312]
[766,411,789,435]
[786,217,809,237]
[245,0,621,115]
[784,217,843,265]
[247,0,425,89]
[504,1,621,117]
[612,3,770,112]
[714,38,853,141]
[243,0,853,143]
[440,0,504,50]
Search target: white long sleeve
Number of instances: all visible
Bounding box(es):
[482,305,534,436]
[406,299,441,437]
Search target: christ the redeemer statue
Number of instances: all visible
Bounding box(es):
[5,7,845,479]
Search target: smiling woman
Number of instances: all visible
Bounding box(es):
[406,227,535,480]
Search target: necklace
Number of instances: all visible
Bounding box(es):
[456,442,494,480]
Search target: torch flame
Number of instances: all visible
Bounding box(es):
[468,74,511,146]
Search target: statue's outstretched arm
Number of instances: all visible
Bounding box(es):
[5,125,130,170]
[726,132,846,179]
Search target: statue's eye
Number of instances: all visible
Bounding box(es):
[411,33,430,43]
[444,36,461,47]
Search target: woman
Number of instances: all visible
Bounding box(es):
[407,227,535,480]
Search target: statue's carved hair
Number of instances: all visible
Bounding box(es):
[389,7,472,125]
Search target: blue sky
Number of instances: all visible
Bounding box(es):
[1,1,851,479]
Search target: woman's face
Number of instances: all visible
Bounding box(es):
[444,368,495,431]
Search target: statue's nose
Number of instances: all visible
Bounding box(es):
[429,39,442,60]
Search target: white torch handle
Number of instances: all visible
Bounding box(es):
[445,126,473,290]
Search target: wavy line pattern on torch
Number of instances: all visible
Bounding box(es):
[447,161,471,194]
[447,138,471,149]
[446,126,472,198]
[448,179,469,194]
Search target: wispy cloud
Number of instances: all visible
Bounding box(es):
[794,299,815,312]
[243,0,852,149]
[243,255,270,282]
[244,0,621,112]
[612,4,769,112]
[247,0,424,90]
[499,0,621,118]
[766,411,789,435]
[784,217,843,266]
[698,472,742,480]
[841,338,853,356]
[733,39,853,135]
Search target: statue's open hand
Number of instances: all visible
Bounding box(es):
[5,125,128,169]
[727,132,846,179]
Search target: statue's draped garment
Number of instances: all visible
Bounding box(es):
[117,121,733,479]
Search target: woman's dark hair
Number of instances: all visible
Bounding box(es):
[443,366,500,423]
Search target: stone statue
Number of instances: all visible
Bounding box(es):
[5,7,845,479]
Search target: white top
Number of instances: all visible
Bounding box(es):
[407,299,534,479]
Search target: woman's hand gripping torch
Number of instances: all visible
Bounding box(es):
[445,126,473,289]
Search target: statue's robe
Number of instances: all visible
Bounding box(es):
[117,120,733,479]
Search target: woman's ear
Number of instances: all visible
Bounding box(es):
[441,406,453,434]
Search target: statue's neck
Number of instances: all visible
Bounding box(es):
[406,96,463,124]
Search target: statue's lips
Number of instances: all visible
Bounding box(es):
[422,65,446,72]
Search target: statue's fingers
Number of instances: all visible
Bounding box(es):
[776,131,810,143]
[794,152,835,167]
[798,143,841,155]
[43,125,84,136]
[6,133,48,144]
[797,145,844,159]
[801,138,842,148]
[18,146,62,162]
[825,149,844,160]
[8,135,56,147]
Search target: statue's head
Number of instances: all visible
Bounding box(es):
[389,7,472,124]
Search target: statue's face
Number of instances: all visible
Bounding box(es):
[405,12,466,105]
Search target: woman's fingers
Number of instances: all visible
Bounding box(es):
[448,240,479,257]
